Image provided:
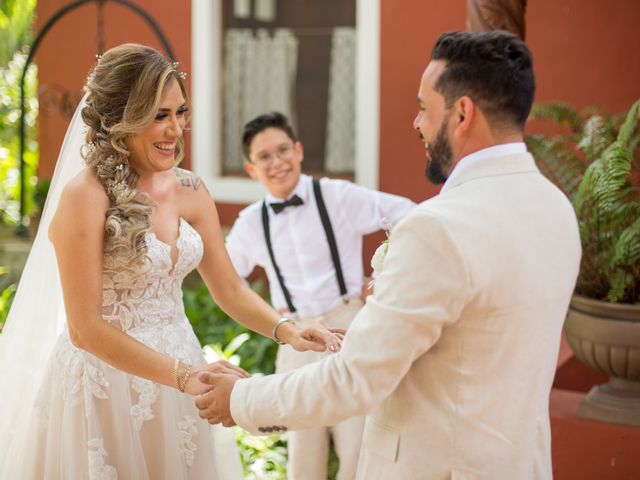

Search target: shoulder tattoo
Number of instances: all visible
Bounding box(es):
[174,168,205,192]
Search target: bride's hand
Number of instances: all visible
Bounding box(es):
[185,360,250,396]
[280,323,344,353]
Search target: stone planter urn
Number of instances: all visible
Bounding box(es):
[564,295,640,427]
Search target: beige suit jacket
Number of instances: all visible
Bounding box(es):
[231,153,581,479]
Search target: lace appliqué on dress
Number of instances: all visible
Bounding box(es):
[177,415,199,467]
[56,339,109,407]
[31,338,109,431]
[130,377,159,431]
[100,218,203,335]
[163,322,199,360]
[88,438,117,480]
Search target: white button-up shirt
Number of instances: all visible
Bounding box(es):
[226,174,416,317]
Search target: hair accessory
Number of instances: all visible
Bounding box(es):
[86,55,103,84]
[171,61,187,80]
[109,179,128,203]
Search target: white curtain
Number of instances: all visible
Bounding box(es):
[232,0,250,19]
[254,0,276,22]
[325,27,356,174]
[223,28,298,171]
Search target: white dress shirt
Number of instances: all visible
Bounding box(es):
[226,174,416,317]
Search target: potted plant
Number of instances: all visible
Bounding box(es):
[526,99,640,427]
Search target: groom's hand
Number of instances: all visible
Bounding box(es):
[187,360,250,396]
[195,372,239,427]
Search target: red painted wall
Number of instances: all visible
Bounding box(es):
[528,0,640,114]
[379,0,640,204]
[379,0,466,204]
[35,0,191,179]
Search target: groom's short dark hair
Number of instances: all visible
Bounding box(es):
[431,31,535,131]
[242,112,298,159]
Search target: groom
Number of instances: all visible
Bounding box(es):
[197,31,581,478]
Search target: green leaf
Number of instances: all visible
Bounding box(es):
[529,102,584,134]
[224,332,250,357]
[527,98,640,303]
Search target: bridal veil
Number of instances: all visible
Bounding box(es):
[0,94,88,470]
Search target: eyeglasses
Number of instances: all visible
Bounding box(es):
[251,144,296,169]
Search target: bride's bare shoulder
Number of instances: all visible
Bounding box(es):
[49,168,109,240]
[60,168,109,210]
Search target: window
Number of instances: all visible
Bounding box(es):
[221,0,355,176]
[191,0,379,203]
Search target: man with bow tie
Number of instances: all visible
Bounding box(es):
[224,111,415,480]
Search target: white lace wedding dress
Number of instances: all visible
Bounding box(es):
[13,218,242,479]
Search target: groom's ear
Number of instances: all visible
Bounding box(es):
[452,96,475,140]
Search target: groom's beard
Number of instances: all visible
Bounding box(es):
[425,121,453,185]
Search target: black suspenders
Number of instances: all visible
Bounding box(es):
[261,202,296,312]
[312,179,348,297]
[261,178,347,314]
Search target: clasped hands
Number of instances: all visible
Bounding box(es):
[194,323,345,427]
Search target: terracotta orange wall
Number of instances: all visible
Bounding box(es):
[527,0,640,114]
[379,1,466,204]
[380,0,640,204]
[35,1,191,179]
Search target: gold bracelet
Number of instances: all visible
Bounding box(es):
[181,363,192,393]
[173,358,181,391]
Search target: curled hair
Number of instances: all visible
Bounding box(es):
[81,43,188,266]
[431,31,535,131]
[241,111,298,159]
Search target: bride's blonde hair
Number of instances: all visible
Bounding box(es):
[81,43,188,266]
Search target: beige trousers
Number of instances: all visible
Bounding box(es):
[276,299,366,480]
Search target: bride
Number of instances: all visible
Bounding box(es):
[0,43,340,479]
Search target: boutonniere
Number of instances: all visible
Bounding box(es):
[370,239,389,276]
[369,218,392,289]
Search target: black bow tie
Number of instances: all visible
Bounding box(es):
[270,194,304,214]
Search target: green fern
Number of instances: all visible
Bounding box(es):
[526,99,640,303]
[529,102,584,134]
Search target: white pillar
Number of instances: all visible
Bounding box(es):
[191,0,221,178]
[355,0,380,190]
